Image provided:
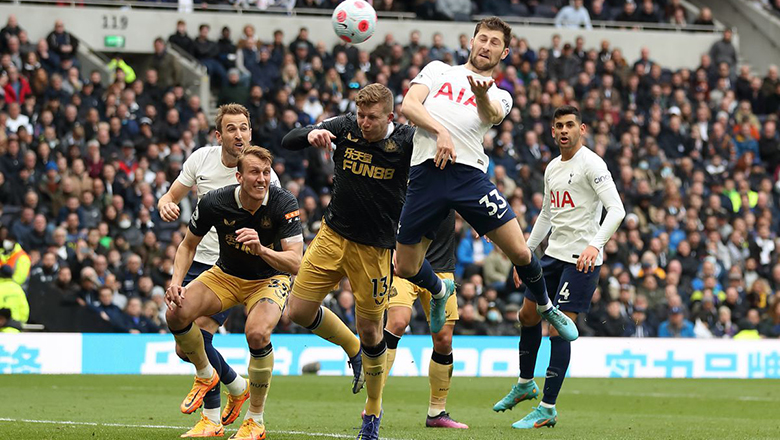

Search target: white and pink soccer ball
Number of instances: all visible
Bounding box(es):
[331,0,377,44]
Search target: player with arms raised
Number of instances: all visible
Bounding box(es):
[157,104,280,437]
[493,106,625,428]
[394,17,577,342]
[165,146,302,440]
[282,84,415,440]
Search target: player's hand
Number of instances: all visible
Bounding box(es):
[576,246,600,273]
[512,267,521,288]
[434,131,456,169]
[165,284,187,309]
[160,202,181,222]
[467,76,494,98]
[472,229,491,243]
[236,227,265,256]
[308,129,336,151]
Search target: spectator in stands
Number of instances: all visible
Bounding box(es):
[168,19,193,55]
[0,229,30,286]
[658,306,695,337]
[123,297,160,333]
[0,15,21,53]
[145,38,181,90]
[693,7,715,26]
[46,20,78,61]
[0,264,28,323]
[192,24,227,89]
[710,28,737,69]
[615,1,638,22]
[89,285,131,332]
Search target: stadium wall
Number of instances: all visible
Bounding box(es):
[1,334,778,379]
[0,4,725,70]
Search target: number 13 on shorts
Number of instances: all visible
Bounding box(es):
[479,189,508,218]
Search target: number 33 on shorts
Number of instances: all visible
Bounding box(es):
[479,189,509,218]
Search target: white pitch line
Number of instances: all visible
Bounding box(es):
[0,417,412,440]
[567,389,779,402]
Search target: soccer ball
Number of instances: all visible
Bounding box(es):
[332,0,377,44]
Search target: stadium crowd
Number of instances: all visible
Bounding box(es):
[0,10,779,339]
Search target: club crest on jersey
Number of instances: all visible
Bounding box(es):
[550,190,575,208]
[223,219,236,226]
[434,82,478,108]
[382,139,399,153]
[261,217,272,229]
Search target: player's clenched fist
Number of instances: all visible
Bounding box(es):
[307,129,336,150]
[160,202,181,222]
[165,284,187,309]
[236,227,265,256]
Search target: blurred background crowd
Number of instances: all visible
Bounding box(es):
[1,0,779,340]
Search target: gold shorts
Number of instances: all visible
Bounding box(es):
[196,265,290,313]
[292,221,392,321]
[389,272,459,323]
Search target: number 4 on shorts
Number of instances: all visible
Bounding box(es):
[558,282,571,303]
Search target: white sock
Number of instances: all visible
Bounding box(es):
[245,410,264,425]
[196,364,214,379]
[427,407,444,418]
[203,407,220,425]
[536,301,552,313]
[539,401,555,409]
[226,376,247,396]
[517,377,533,384]
[431,281,447,300]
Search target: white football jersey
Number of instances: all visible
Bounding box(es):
[175,145,280,265]
[411,61,512,173]
[527,146,620,266]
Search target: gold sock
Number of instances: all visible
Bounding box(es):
[428,355,453,417]
[172,323,209,371]
[382,348,397,386]
[310,307,360,357]
[363,350,387,417]
[248,345,274,414]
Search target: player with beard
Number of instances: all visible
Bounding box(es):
[493,106,625,428]
[394,17,578,347]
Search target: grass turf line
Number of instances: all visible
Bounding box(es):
[0,375,777,440]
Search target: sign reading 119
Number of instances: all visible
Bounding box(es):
[102,15,128,30]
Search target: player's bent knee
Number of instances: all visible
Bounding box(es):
[165,309,190,330]
[245,327,272,349]
[386,316,409,336]
[518,309,541,327]
[512,247,532,266]
[432,329,453,353]
[394,261,420,279]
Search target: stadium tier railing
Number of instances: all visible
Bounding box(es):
[0,0,723,31]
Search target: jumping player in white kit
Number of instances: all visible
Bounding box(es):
[493,105,625,429]
[157,103,280,437]
[394,17,578,341]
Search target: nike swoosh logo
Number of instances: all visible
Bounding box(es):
[533,418,553,428]
[497,208,508,219]
[558,300,570,304]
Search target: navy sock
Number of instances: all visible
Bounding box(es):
[519,322,542,380]
[407,259,443,296]
[515,255,550,305]
[542,336,571,405]
[201,330,222,410]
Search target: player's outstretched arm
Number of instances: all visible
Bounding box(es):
[158,181,191,222]
[166,230,204,309]
[467,76,505,126]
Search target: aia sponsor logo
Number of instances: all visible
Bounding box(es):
[550,190,575,208]
[433,82,478,108]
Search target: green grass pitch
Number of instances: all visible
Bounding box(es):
[0,375,777,439]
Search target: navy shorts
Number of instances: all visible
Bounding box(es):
[397,160,516,244]
[184,261,231,327]
[524,255,600,314]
